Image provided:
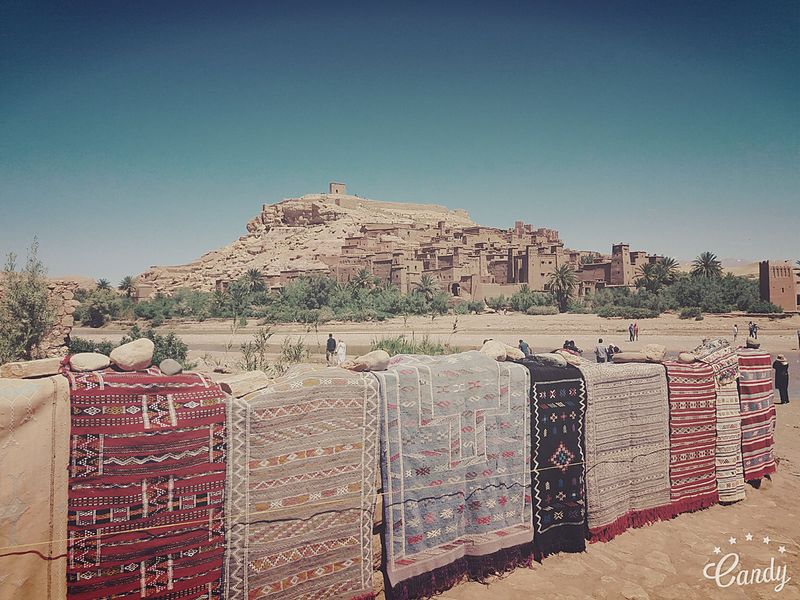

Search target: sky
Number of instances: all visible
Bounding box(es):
[1,1,798,284]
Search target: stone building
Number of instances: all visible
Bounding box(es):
[139,183,660,301]
[759,260,799,312]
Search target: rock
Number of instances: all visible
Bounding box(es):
[211,370,270,397]
[530,353,568,367]
[61,315,75,327]
[503,344,526,361]
[110,338,154,371]
[159,358,183,375]
[612,351,649,363]
[342,350,391,372]
[70,352,110,372]
[479,340,507,361]
[0,357,62,379]
[643,343,666,362]
[746,336,760,349]
[678,352,696,363]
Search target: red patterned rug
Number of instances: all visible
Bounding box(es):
[736,350,777,482]
[64,367,227,600]
[663,361,719,515]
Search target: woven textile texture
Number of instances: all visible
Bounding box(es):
[736,349,777,482]
[64,368,227,600]
[663,361,719,514]
[374,351,533,599]
[577,362,672,542]
[0,376,69,600]
[693,339,746,503]
[224,366,379,600]
[523,362,587,561]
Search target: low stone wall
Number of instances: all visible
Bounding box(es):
[0,276,80,358]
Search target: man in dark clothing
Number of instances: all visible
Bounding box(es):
[629,323,635,342]
[518,339,531,357]
[326,334,337,365]
[773,355,790,404]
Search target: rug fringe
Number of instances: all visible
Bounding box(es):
[533,536,586,563]
[669,492,719,517]
[588,504,676,543]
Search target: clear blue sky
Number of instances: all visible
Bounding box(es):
[1,1,798,284]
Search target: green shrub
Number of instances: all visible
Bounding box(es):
[509,285,553,312]
[597,306,660,319]
[453,302,470,315]
[67,336,116,356]
[273,337,309,376]
[525,305,559,316]
[0,242,56,362]
[679,307,702,319]
[120,325,194,369]
[746,300,784,314]
[371,334,458,356]
[467,300,485,314]
[239,327,273,372]
[485,295,507,311]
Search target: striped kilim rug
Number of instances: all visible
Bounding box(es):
[64,368,227,600]
[524,362,587,561]
[693,339,746,503]
[224,366,379,600]
[577,362,672,542]
[736,349,777,482]
[663,361,719,514]
[374,351,533,599]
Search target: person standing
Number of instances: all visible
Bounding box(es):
[595,338,608,363]
[629,323,635,342]
[326,333,337,365]
[634,322,639,341]
[335,338,347,366]
[748,321,754,338]
[753,322,759,339]
[518,339,531,357]
[773,354,789,404]
[733,324,738,343]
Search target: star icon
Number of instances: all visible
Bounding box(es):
[729,537,737,545]
[745,533,753,541]
[778,546,786,554]
[713,547,722,555]
[763,536,771,545]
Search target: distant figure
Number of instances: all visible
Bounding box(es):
[753,323,759,339]
[606,343,616,362]
[326,334,337,365]
[773,354,789,404]
[336,339,347,366]
[519,339,531,357]
[733,324,738,343]
[748,321,754,338]
[595,338,608,363]
[797,329,800,350]
[634,322,639,341]
[629,323,635,342]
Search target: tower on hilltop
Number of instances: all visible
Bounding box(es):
[329,182,346,195]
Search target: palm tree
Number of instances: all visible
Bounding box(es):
[636,262,660,292]
[691,252,723,278]
[118,275,137,298]
[549,265,577,312]
[413,274,439,302]
[96,278,111,290]
[657,256,679,283]
[350,268,373,290]
[243,268,265,293]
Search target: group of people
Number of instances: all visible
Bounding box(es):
[628,322,639,342]
[594,338,621,363]
[325,333,348,366]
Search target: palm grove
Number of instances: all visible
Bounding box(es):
[72,252,784,329]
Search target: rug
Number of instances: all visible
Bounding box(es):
[373,351,533,599]
[523,362,587,560]
[736,349,777,482]
[0,375,70,600]
[64,368,227,600]
[693,339,746,503]
[224,366,379,600]
[577,362,672,542]
[663,361,719,514]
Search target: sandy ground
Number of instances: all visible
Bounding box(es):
[73,313,800,598]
